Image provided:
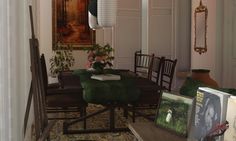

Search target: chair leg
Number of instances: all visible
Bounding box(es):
[83,107,86,129]
[132,106,135,123]
[109,106,115,131]
[123,104,128,119]
[79,107,86,129]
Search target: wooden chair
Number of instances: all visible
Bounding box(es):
[40,54,60,90]
[40,54,87,124]
[135,57,177,92]
[149,56,165,84]
[130,57,177,122]
[130,57,165,122]
[160,58,177,91]
[134,50,154,78]
[133,57,165,107]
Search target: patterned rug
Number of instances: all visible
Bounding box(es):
[33,104,155,141]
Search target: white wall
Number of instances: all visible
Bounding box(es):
[114,0,142,70]
[38,0,192,89]
[39,0,105,74]
[17,1,33,140]
[175,0,191,89]
[39,0,142,73]
[222,0,236,88]
[191,0,217,79]
[147,0,174,58]
[190,0,236,87]
[176,0,191,72]
[0,0,32,140]
[142,0,191,90]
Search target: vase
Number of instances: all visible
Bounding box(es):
[191,69,219,88]
[92,61,105,74]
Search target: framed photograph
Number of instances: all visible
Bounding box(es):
[155,92,194,137]
[190,87,230,141]
[52,0,95,50]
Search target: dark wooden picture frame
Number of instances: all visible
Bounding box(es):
[155,92,194,137]
[52,0,95,50]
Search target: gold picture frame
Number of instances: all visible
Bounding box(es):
[52,0,95,50]
[194,0,208,55]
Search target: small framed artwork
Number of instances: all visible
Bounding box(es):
[155,92,194,137]
[52,0,95,50]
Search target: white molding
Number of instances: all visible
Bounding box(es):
[115,0,141,70]
[233,2,236,59]
[215,0,224,85]
[171,0,177,60]
[151,7,172,9]
[117,0,141,11]
[117,10,141,17]
[171,0,177,89]
[150,9,172,15]
[222,0,234,87]
[233,63,236,88]
[117,8,140,12]
[150,0,172,9]
[141,0,149,54]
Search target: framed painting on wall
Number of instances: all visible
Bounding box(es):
[52,0,95,50]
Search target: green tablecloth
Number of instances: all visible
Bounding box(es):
[73,69,141,104]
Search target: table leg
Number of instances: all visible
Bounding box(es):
[110,106,115,131]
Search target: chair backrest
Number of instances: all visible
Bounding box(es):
[134,50,154,78]
[160,58,177,91]
[40,54,48,89]
[149,56,165,84]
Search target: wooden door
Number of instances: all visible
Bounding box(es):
[113,0,142,71]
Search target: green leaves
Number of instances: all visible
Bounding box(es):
[50,43,75,76]
[82,44,115,72]
[83,44,114,57]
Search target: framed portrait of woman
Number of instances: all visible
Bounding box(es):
[190,87,230,141]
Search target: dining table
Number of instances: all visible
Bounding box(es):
[63,69,160,134]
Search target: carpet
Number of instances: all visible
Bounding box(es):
[33,104,155,141]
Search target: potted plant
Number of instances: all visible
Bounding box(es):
[49,43,75,76]
[84,44,114,73]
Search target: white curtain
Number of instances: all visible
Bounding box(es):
[0,0,31,141]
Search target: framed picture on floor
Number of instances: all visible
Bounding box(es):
[189,87,230,141]
[155,92,194,137]
[52,0,95,50]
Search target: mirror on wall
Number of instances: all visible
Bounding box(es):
[194,0,208,55]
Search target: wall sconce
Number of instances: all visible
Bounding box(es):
[194,0,208,55]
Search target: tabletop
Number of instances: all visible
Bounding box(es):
[72,69,141,104]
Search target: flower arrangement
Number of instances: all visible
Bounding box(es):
[85,44,114,73]
[49,43,75,76]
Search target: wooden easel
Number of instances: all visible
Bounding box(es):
[24,5,55,141]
